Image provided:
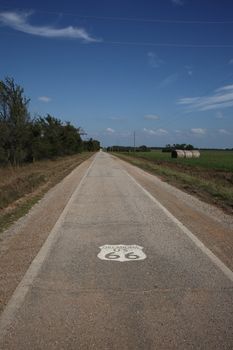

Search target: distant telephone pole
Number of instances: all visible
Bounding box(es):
[133,131,136,152]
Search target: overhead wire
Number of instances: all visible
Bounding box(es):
[1,4,233,24]
[101,41,233,48]
[1,2,233,131]
[1,4,233,47]
[0,30,233,48]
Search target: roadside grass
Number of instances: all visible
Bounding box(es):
[0,153,94,233]
[0,195,41,234]
[112,151,233,214]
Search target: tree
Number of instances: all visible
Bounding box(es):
[28,116,83,161]
[83,138,100,152]
[186,144,194,150]
[0,120,9,163]
[0,77,30,165]
[138,145,150,152]
[0,77,100,165]
[60,122,83,155]
[162,143,195,152]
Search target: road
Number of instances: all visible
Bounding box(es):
[0,151,233,349]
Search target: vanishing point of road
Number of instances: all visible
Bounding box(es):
[0,151,233,349]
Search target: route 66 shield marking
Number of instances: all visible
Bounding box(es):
[97,244,147,262]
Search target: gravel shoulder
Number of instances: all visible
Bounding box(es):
[113,155,233,271]
[0,155,94,314]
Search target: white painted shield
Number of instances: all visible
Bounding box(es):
[97,244,147,262]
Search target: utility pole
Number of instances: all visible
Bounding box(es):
[133,131,136,152]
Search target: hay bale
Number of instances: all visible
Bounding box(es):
[192,150,200,158]
[171,150,185,158]
[171,149,200,159]
[184,150,193,158]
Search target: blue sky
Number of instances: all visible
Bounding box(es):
[1,0,233,148]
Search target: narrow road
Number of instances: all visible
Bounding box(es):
[0,151,233,349]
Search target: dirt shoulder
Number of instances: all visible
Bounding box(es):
[113,155,233,273]
[0,155,95,314]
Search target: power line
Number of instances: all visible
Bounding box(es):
[102,40,233,48]
[1,5,233,25]
[1,30,233,48]
[23,12,233,25]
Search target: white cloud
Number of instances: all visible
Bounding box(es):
[216,111,224,119]
[157,128,168,135]
[143,128,156,135]
[147,52,164,68]
[108,116,125,121]
[38,96,51,103]
[171,0,184,5]
[106,128,115,133]
[218,129,231,135]
[191,128,206,136]
[143,128,168,136]
[119,131,131,137]
[144,114,160,120]
[0,11,100,42]
[178,84,233,111]
[160,73,178,87]
[185,65,193,76]
[216,84,233,92]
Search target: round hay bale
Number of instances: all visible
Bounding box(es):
[171,150,185,158]
[192,150,200,158]
[184,150,193,158]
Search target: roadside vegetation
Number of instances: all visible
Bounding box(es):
[111,149,233,214]
[0,77,100,165]
[0,77,100,232]
[0,152,95,233]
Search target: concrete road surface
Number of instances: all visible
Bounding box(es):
[0,151,233,349]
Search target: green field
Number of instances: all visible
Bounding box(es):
[119,150,233,172]
[112,150,233,214]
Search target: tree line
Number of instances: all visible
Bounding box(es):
[162,143,195,152]
[0,77,100,165]
[106,145,151,152]
[107,144,197,153]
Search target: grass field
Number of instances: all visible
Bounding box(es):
[0,153,94,233]
[112,150,233,214]
[120,150,233,171]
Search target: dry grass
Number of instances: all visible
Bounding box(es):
[0,153,94,232]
